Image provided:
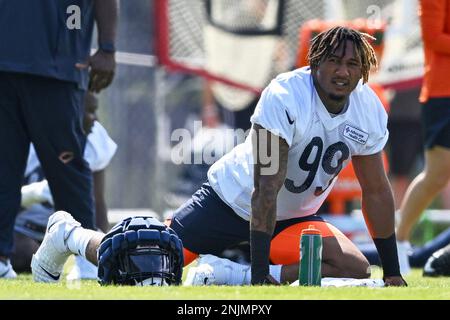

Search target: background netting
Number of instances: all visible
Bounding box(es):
[158,0,326,88]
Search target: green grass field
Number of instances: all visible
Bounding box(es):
[1,261,449,300]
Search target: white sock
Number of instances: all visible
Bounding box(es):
[67,228,99,258]
[397,240,412,249]
[269,265,282,283]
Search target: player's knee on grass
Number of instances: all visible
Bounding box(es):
[339,256,371,279]
[323,236,371,279]
[323,255,371,279]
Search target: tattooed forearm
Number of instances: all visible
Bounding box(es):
[250,124,289,235]
[251,186,277,232]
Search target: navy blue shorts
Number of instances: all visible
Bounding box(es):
[14,204,53,242]
[422,98,450,150]
[169,182,325,256]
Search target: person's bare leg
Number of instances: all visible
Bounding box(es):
[397,147,450,241]
[82,233,104,266]
[440,181,450,209]
[279,224,370,283]
[391,176,410,210]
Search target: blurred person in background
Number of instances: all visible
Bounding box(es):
[0,0,118,278]
[386,87,424,210]
[363,226,450,276]
[395,0,450,274]
[10,92,117,280]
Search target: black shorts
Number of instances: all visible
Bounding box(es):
[422,98,450,150]
[169,182,325,256]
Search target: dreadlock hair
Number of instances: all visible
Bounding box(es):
[308,26,378,84]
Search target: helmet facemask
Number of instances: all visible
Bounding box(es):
[117,245,177,286]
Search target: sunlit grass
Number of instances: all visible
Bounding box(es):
[1,265,449,300]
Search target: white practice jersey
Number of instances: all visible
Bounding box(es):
[208,67,388,221]
[25,121,117,179]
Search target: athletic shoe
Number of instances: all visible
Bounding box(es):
[31,211,81,283]
[183,265,215,286]
[183,254,250,286]
[0,259,17,279]
[66,255,98,280]
[423,245,450,277]
[397,240,412,275]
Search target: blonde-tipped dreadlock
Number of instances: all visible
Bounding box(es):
[308,26,378,84]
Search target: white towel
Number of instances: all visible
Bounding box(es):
[290,278,385,287]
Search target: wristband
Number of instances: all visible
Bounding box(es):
[373,233,401,277]
[250,230,271,284]
[99,42,116,53]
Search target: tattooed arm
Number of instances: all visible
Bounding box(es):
[250,123,289,284]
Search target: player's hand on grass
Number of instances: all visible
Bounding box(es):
[384,275,407,287]
[252,274,280,286]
